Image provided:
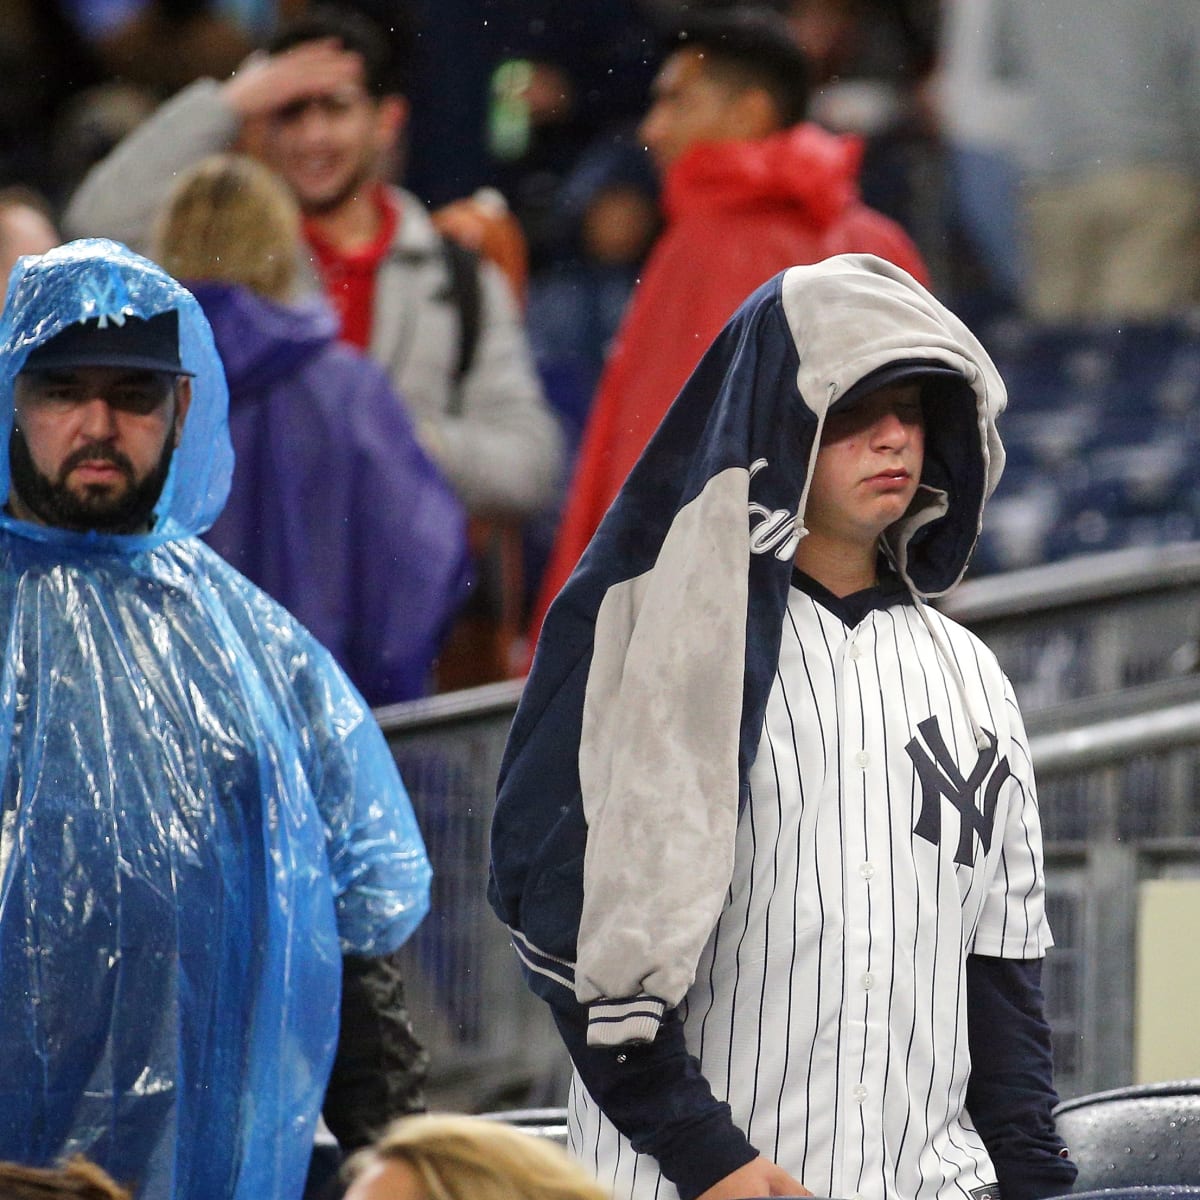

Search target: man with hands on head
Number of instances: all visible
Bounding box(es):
[65,5,561,523]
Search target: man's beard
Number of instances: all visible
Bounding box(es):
[8,428,176,534]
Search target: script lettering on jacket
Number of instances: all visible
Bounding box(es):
[747,458,803,561]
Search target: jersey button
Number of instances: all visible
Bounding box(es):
[855,750,870,768]
[859,861,875,879]
[852,1083,869,1103]
[848,642,862,660]
[862,972,874,990]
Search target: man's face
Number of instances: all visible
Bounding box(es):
[801,383,925,552]
[638,48,749,174]
[9,365,189,533]
[259,58,397,215]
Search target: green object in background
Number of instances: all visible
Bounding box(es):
[489,59,534,161]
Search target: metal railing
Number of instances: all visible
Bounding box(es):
[378,682,566,1111]
[941,542,1200,708]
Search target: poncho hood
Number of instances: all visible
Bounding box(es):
[0,239,234,547]
[662,123,865,230]
[187,280,336,401]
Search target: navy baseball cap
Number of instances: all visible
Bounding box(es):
[835,360,967,412]
[21,310,194,376]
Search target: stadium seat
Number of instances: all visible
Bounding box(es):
[1068,1191,1200,1199]
[1054,1080,1200,1191]
[975,316,1200,578]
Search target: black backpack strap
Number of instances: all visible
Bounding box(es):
[440,236,482,417]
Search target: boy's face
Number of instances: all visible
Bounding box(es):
[801,382,925,552]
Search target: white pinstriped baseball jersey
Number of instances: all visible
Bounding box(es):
[569,580,1052,1200]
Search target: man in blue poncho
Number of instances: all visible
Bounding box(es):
[0,240,434,1199]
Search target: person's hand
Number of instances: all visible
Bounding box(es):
[222,39,364,120]
[694,1155,813,1200]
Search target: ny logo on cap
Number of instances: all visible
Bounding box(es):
[78,266,132,330]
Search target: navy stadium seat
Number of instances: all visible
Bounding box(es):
[974,317,1200,577]
[1054,1080,1200,1191]
[1068,1191,1200,1200]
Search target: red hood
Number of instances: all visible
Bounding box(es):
[662,123,865,229]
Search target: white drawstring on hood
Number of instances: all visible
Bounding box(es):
[791,382,835,541]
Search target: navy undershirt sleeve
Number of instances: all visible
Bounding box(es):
[552,1003,758,1199]
[966,955,1078,1199]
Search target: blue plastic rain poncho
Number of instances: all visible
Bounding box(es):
[0,242,432,1198]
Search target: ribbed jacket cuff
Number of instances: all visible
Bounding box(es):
[586,995,667,1046]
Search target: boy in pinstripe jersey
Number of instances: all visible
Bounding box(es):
[490,256,1077,1200]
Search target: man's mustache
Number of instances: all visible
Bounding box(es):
[59,442,135,481]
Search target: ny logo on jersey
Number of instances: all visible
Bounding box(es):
[78,269,132,329]
[747,458,803,561]
[906,715,1011,865]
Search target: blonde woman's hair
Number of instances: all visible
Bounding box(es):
[154,153,301,302]
[346,1113,611,1200]
[0,1155,132,1200]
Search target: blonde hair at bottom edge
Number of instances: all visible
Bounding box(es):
[345,1113,611,1200]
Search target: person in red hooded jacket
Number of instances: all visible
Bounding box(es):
[530,7,929,643]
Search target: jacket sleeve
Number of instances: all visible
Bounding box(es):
[63,79,238,252]
[572,467,753,1044]
[552,1001,758,1200]
[323,949,429,1152]
[965,955,1078,1200]
[422,261,564,518]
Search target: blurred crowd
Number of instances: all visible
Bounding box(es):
[2,0,1198,700]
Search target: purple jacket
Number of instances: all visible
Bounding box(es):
[199,281,471,707]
